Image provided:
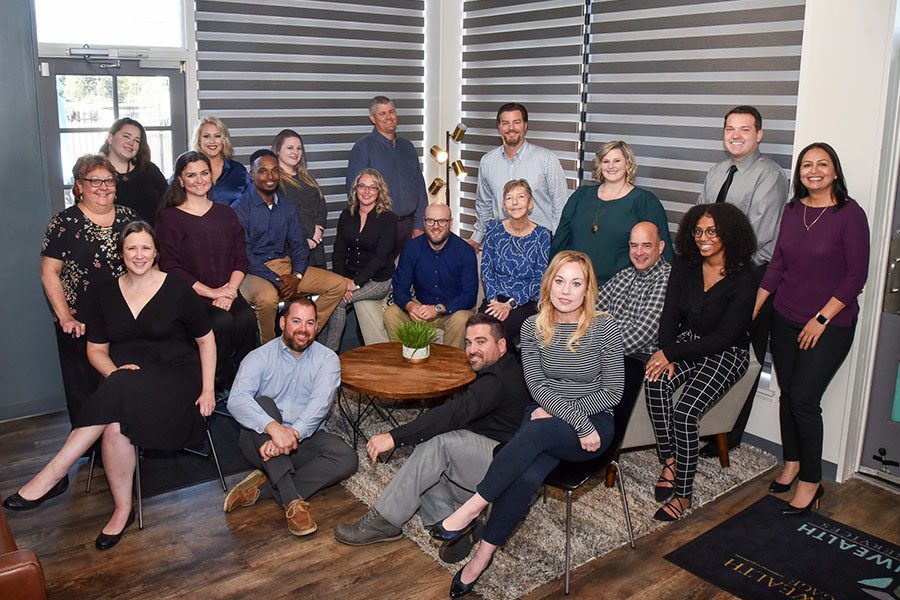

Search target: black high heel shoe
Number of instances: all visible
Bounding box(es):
[95,510,135,551]
[3,475,69,511]
[769,474,798,493]
[654,463,676,502]
[781,485,824,516]
[450,554,494,598]
[429,518,476,544]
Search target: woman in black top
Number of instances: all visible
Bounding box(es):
[99,118,167,225]
[644,203,756,521]
[319,168,397,351]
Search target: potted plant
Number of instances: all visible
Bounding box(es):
[394,320,437,363]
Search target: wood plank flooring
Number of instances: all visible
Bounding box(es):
[1,412,897,599]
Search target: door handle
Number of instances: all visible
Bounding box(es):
[890,258,900,293]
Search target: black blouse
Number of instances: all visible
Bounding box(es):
[280,176,327,268]
[332,208,397,286]
[114,162,168,226]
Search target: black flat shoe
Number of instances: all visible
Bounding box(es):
[450,555,494,598]
[781,485,824,516]
[95,510,135,551]
[429,518,476,544]
[769,474,798,493]
[3,475,69,511]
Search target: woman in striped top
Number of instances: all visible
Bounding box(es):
[430,250,624,597]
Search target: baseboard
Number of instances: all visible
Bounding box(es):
[742,432,838,482]
[0,394,65,424]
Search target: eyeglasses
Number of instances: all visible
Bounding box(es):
[357,183,379,192]
[81,177,116,189]
[424,218,450,227]
[692,227,719,239]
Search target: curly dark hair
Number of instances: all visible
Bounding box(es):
[675,203,756,277]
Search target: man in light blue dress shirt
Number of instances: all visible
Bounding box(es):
[223,298,358,536]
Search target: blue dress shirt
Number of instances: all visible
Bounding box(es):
[346,129,428,229]
[392,232,478,314]
[227,338,341,441]
[209,157,251,206]
[232,187,309,284]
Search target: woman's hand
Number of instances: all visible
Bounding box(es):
[530,406,552,420]
[485,299,512,322]
[212,296,233,311]
[314,225,325,246]
[580,430,602,453]
[196,389,215,417]
[114,364,141,372]
[307,238,317,250]
[798,318,826,350]
[645,350,674,381]
[59,316,86,338]
[213,285,237,301]
[343,278,357,303]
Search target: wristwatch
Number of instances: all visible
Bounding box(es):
[435,303,446,315]
[815,312,829,325]
[508,299,518,309]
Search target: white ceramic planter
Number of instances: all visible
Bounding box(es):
[401,344,430,363]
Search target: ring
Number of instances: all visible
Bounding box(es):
[654,361,660,366]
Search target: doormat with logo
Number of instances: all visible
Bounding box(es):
[665,494,900,599]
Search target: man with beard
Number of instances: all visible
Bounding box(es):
[468,102,568,250]
[383,203,478,348]
[224,297,358,536]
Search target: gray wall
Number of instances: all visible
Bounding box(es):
[0,2,65,421]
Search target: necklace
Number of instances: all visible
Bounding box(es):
[592,183,630,233]
[803,202,830,230]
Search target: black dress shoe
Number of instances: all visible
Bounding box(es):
[3,475,69,511]
[781,485,824,516]
[769,474,798,493]
[439,516,484,564]
[95,510,135,551]
[429,518,476,544]
[450,555,494,598]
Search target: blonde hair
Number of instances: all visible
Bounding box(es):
[592,140,637,184]
[348,168,393,216]
[191,116,234,160]
[534,250,600,352]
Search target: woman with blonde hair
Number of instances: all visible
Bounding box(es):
[430,250,624,597]
[191,116,249,206]
[551,140,673,284]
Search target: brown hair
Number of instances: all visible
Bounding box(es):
[99,117,152,171]
[117,220,160,266]
[71,154,116,202]
[272,129,322,195]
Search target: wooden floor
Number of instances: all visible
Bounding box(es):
[2,411,898,600]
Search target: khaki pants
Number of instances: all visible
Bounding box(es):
[240,257,346,343]
[383,304,473,349]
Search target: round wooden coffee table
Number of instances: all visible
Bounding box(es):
[338,342,475,449]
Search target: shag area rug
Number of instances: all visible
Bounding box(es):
[325,400,778,600]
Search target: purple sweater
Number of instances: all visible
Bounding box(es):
[156,203,250,296]
[761,199,869,327]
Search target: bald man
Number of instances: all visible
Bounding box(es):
[384,203,478,348]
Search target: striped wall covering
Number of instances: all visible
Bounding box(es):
[194,0,425,252]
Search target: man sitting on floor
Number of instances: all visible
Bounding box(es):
[224,297,358,536]
[334,313,530,561]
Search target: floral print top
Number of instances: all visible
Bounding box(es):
[41,204,138,318]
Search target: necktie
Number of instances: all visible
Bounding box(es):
[715,164,738,204]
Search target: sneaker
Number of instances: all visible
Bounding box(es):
[438,515,484,564]
[223,470,267,513]
[334,508,403,545]
[286,498,317,536]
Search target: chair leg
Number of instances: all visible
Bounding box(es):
[612,460,636,549]
[714,432,730,468]
[564,490,572,595]
[134,446,143,530]
[207,426,228,493]
[604,463,618,488]
[85,450,96,493]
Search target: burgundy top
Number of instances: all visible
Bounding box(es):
[156,202,249,297]
[761,199,869,327]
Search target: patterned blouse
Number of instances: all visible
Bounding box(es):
[41,204,138,317]
[480,219,550,305]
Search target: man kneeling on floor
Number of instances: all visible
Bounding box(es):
[334,313,530,561]
[224,297,358,535]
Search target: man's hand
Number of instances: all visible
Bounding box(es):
[411,228,424,238]
[259,440,284,462]
[276,273,300,300]
[405,301,425,322]
[264,421,300,453]
[416,304,439,321]
[366,433,395,463]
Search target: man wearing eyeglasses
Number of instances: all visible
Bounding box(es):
[695,105,790,456]
[346,95,428,254]
[383,203,478,348]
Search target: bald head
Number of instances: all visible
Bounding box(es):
[629,221,665,271]
[424,203,452,250]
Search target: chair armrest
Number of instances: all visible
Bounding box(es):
[0,549,46,600]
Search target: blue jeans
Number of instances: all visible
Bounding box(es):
[476,405,615,546]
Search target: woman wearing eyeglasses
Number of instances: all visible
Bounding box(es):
[41,154,139,423]
[644,203,757,521]
[99,117,168,225]
[318,168,397,351]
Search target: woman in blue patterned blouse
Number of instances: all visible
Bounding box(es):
[479,179,550,348]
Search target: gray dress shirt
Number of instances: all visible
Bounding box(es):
[697,149,789,264]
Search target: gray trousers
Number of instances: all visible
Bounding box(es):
[237,396,359,506]
[374,429,498,529]
[319,278,392,352]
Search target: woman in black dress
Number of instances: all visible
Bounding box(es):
[5,222,216,551]
[99,117,168,225]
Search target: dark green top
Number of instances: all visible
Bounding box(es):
[550,185,674,284]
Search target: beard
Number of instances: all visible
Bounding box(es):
[283,330,314,353]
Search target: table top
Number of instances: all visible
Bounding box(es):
[339,342,475,400]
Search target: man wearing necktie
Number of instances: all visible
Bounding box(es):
[696,105,790,457]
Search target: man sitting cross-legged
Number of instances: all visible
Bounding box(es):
[334,313,531,561]
[223,297,358,536]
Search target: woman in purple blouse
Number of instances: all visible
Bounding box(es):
[756,142,869,515]
[156,151,258,390]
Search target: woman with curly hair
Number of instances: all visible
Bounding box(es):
[644,202,757,521]
[191,116,250,206]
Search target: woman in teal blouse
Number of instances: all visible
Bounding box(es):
[550,140,674,284]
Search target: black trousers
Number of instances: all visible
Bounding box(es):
[54,323,101,425]
[205,295,258,390]
[769,309,854,483]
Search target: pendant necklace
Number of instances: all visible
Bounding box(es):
[802,202,830,231]
[593,183,629,234]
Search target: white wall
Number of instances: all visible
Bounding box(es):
[744,0,899,480]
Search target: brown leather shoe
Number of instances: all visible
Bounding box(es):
[286,498,317,536]
[223,470,267,513]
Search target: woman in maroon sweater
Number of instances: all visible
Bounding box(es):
[156,151,257,389]
[757,142,869,515]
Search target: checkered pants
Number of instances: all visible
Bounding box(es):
[644,336,749,499]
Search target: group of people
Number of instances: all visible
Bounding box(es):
[4,97,869,598]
